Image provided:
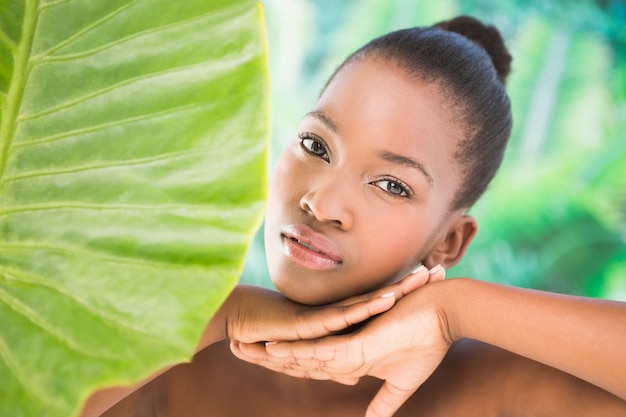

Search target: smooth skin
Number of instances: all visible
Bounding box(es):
[265,57,477,306]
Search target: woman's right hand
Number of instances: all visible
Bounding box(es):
[212,264,444,348]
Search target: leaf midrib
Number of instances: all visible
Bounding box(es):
[0,0,40,181]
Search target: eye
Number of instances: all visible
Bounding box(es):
[370,177,412,198]
[299,132,330,162]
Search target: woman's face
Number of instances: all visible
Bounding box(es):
[265,57,467,305]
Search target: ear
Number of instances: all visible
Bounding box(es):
[423,215,477,269]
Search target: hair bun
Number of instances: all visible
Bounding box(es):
[435,16,512,84]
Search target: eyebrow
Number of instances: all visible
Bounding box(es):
[304,111,433,187]
[377,151,434,187]
[305,111,338,134]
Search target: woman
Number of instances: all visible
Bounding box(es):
[84,16,626,417]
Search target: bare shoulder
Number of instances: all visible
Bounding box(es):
[397,339,626,417]
[100,339,626,416]
[101,341,375,417]
[100,341,276,416]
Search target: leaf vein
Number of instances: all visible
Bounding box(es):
[39,0,73,10]
[0,241,213,271]
[35,0,140,59]
[0,0,39,187]
[42,5,243,63]
[18,60,227,122]
[0,268,182,352]
[0,282,118,360]
[14,102,214,148]
[2,146,226,183]
[0,317,60,408]
[0,201,257,216]
[0,28,18,53]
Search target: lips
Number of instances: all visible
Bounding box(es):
[281,224,342,270]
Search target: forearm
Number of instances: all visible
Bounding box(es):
[438,278,626,399]
[195,284,250,352]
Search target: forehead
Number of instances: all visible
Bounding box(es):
[312,57,463,198]
[317,57,459,142]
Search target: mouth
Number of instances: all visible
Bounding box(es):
[280,225,342,270]
[289,237,324,253]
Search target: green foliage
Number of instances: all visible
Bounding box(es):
[0,1,269,416]
[459,170,625,295]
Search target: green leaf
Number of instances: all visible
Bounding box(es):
[0,1,269,416]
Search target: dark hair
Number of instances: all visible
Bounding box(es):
[327,16,512,210]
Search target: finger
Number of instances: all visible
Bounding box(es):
[233,341,363,382]
[331,376,360,386]
[274,367,352,381]
[265,336,367,371]
[230,340,269,365]
[393,265,431,299]
[235,340,363,375]
[427,264,446,283]
[236,341,324,369]
[232,341,314,375]
[265,336,338,361]
[365,381,419,417]
[296,294,395,339]
[254,361,333,380]
[333,265,430,308]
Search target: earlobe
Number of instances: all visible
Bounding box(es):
[424,215,477,268]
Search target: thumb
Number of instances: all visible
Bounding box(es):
[365,381,418,417]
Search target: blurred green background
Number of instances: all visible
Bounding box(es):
[241,0,626,300]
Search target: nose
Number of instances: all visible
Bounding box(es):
[299,178,354,230]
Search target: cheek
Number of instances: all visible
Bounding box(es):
[264,148,308,287]
[358,214,432,278]
[266,149,300,214]
[394,216,428,249]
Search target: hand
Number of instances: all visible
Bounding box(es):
[231,266,449,416]
[226,264,442,345]
[331,264,444,309]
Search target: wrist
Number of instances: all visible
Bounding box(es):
[421,278,472,345]
[196,285,247,351]
[433,278,515,345]
[224,285,291,343]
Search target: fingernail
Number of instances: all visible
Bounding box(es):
[381,292,395,298]
[410,264,425,274]
[429,264,442,274]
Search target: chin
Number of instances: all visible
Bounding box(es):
[272,278,336,306]
[274,285,322,306]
